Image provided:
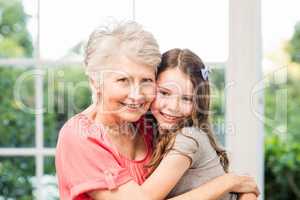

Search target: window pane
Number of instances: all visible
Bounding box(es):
[0,0,37,58]
[43,156,59,200]
[0,156,35,199]
[39,0,133,60]
[135,0,228,62]
[0,67,35,147]
[44,66,90,147]
[210,66,226,145]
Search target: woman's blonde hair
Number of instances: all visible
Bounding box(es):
[84,21,161,103]
[147,48,229,173]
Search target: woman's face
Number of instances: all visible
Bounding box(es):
[151,68,194,130]
[95,54,156,123]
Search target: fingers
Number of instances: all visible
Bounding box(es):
[254,185,260,196]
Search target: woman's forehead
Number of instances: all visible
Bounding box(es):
[90,54,156,78]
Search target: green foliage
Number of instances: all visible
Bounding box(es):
[210,68,226,144]
[287,22,300,63]
[0,0,33,57]
[0,65,90,198]
[0,157,34,199]
[0,67,35,147]
[43,66,91,147]
[0,0,34,198]
[264,68,300,199]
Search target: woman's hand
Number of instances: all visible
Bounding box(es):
[226,173,260,196]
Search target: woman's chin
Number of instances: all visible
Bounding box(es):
[118,112,144,122]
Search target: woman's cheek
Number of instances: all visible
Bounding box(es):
[115,82,130,92]
[141,83,156,101]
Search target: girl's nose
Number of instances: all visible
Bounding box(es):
[166,96,180,114]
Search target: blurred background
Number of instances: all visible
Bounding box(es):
[0,0,299,199]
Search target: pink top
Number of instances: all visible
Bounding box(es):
[55,113,153,200]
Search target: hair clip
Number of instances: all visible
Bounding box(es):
[200,65,210,81]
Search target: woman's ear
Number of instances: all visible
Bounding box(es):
[89,78,102,105]
[90,78,101,93]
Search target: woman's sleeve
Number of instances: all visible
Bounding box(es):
[55,120,133,199]
[168,127,203,166]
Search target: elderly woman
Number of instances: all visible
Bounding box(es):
[55,21,258,200]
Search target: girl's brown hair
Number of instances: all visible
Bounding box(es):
[147,48,229,172]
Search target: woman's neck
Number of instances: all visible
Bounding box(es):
[87,104,134,138]
[83,104,146,160]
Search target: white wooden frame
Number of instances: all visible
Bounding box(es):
[226,0,264,199]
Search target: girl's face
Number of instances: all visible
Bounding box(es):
[95,54,156,123]
[151,68,194,130]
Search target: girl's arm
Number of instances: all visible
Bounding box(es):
[141,153,259,200]
[239,193,258,200]
[89,153,191,200]
[88,172,259,200]
[141,153,191,200]
[89,180,152,200]
[89,154,259,200]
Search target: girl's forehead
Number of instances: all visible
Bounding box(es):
[157,68,194,94]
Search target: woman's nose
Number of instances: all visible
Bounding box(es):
[128,84,144,102]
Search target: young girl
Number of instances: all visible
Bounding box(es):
[141,48,257,200]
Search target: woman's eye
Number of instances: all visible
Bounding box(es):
[142,78,154,83]
[117,78,129,83]
[182,97,193,102]
[158,90,170,96]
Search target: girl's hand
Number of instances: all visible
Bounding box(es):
[226,173,260,196]
[239,192,258,200]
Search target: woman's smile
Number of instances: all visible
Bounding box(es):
[120,101,147,111]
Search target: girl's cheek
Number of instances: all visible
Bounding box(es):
[151,96,165,113]
[180,103,193,117]
[156,95,169,110]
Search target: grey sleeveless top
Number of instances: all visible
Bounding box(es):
[166,127,237,200]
